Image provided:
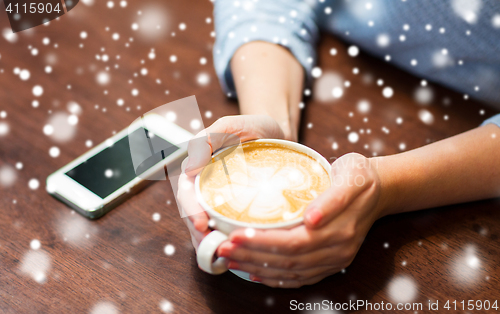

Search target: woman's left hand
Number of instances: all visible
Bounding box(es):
[217,153,384,288]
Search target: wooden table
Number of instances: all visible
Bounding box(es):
[1,1,499,313]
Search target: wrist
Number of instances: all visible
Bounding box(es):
[368,156,392,219]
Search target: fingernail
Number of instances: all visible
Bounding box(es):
[194,219,208,232]
[185,157,196,173]
[305,207,322,226]
[230,236,244,244]
[227,261,239,270]
[250,275,262,282]
[218,243,237,257]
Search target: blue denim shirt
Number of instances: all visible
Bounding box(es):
[213,0,500,128]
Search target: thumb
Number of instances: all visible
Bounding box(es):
[303,178,365,229]
[304,152,373,229]
[184,120,243,176]
[183,115,284,176]
[183,129,213,176]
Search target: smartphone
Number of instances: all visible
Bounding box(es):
[46,113,193,219]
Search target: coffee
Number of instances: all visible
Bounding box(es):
[199,142,331,224]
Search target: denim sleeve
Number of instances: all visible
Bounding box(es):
[481,114,500,128]
[213,0,319,97]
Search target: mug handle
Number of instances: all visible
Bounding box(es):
[197,230,229,275]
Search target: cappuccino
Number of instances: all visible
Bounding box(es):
[199,142,331,224]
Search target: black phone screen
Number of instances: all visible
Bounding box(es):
[65,127,178,199]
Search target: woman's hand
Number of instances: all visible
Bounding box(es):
[217,153,384,288]
[177,115,286,252]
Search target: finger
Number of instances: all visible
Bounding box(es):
[304,153,372,229]
[212,115,285,142]
[184,115,285,175]
[218,241,351,270]
[180,157,189,173]
[229,219,362,255]
[184,130,212,176]
[184,117,243,175]
[177,173,209,232]
[228,260,335,281]
[303,184,362,229]
[190,212,209,232]
[183,217,207,244]
[229,226,320,255]
[183,217,211,252]
[240,115,285,140]
[183,218,200,251]
[257,270,337,288]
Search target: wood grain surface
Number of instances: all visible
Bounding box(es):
[0,1,499,313]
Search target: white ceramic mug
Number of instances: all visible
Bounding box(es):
[194,139,332,281]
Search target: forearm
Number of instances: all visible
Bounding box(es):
[374,124,500,217]
[230,41,304,141]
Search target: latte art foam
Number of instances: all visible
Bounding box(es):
[200,142,331,224]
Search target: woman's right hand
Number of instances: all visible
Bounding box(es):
[177,115,287,252]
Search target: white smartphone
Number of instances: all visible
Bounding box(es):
[46,113,193,219]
